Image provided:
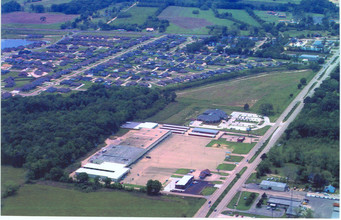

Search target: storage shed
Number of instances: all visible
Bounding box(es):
[260,180,288,191]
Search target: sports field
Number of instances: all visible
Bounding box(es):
[114,7,158,26]
[127,134,226,186]
[1,184,205,217]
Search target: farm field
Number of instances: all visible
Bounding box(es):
[159,6,236,35]
[2,12,78,25]
[1,166,26,189]
[218,9,261,27]
[1,184,205,217]
[2,0,73,7]
[113,7,158,26]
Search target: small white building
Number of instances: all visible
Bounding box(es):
[175,175,194,189]
[75,162,130,182]
[146,28,154,32]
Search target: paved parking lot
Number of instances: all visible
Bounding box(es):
[307,197,337,218]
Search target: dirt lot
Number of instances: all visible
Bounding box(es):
[126,134,226,185]
[221,134,255,144]
[2,12,77,24]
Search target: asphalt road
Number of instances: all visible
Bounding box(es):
[194,49,340,218]
[18,35,165,96]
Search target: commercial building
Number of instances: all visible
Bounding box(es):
[299,54,320,62]
[260,180,288,191]
[175,175,194,189]
[197,109,228,123]
[199,169,211,179]
[267,196,301,217]
[75,162,130,182]
[192,128,219,135]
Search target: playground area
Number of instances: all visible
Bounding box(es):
[125,134,227,186]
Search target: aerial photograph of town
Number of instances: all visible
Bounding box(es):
[1,0,339,218]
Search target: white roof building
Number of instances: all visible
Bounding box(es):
[75,162,130,182]
[135,122,158,129]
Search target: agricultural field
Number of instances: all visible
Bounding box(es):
[113,7,158,26]
[158,6,236,35]
[1,184,205,217]
[218,9,261,27]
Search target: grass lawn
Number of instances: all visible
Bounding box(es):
[235,191,259,210]
[207,139,256,154]
[200,187,218,196]
[171,175,183,178]
[254,10,293,24]
[210,181,223,184]
[225,155,244,162]
[175,168,192,175]
[114,7,158,26]
[218,9,261,27]
[227,191,241,209]
[1,184,206,217]
[211,171,229,176]
[1,166,27,189]
[222,211,271,218]
[246,0,301,4]
[217,163,236,171]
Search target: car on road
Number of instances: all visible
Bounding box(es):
[208,201,211,204]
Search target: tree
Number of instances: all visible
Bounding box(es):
[40,16,46,22]
[192,10,199,14]
[262,193,267,199]
[2,1,21,13]
[2,182,20,198]
[259,103,274,116]
[289,93,293,98]
[76,172,89,183]
[297,83,302,89]
[300,78,307,85]
[244,103,250,111]
[146,179,162,195]
[104,177,112,187]
[260,153,267,160]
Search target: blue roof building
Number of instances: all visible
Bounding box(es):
[197,109,228,123]
[324,185,335,193]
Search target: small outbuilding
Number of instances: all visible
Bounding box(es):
[260,180,288,192]
[199,169,211,179]
[324,185,336,193]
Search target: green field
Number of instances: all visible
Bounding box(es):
[2,22,65,30]
[114,7,158,26]
[1,166,27,189]
[217,163,236,171]
[225,155,244,162]
[227,191,259,210]
[2,184,205,217]
[201,187,218,196]
[244,0,301,4]
[207,139,256,154]
[254,10,293,24]
[218,9,261,27]
[175,168,192,174]
[159,6,237,35]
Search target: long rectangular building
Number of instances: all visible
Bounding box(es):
[175,175,194,189]
[192,128,219,135]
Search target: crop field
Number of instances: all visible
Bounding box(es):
[2,0,72,7]
[1,184,205,217]
[2,12,77,24]
[159,6,235,35]
[114,7,158,26]
[218,9,261,27]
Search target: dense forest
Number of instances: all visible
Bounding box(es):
[257,66,340,190]
[1,85,176,181]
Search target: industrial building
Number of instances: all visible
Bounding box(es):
[197,109,228,123]
[175,175,194,189]
[75,162,130,182]
[260,180,288,191]
[267,196,302,217]
[299,54,320,62]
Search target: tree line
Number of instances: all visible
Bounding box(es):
[257,66,339,190]
[1,85,176,181]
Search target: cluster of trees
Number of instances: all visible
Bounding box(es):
[2,1,21,13]
[257,66,339,190]
[30,4,45,13]
[224,39,255,55]
[1,85,176,180]
[245,192,257,206]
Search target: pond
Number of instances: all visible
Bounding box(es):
[1,39,37,50]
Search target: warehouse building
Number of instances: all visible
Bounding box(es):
[175,175,194,189]
[299,54,320,62]
[197,109,228,123]
[75,162,130,182]
[192,128,219,135]
[260,180,288,191]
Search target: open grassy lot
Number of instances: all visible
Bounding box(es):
[227,191,259,210]
[244,0,301,4]
[1,166,26,189]
[114,7,158,26]
[201,187,218,196]
[175,168,192,174]
[1,184,205,217]
[218,9,261,27]
[159,6,236,35]
[217,163,236,171]
[207,139,256,154]
[254,10,293,24]
[225,155,244,162]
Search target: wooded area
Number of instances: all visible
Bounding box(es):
[1,85,175,180]
[257,66,340,189]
